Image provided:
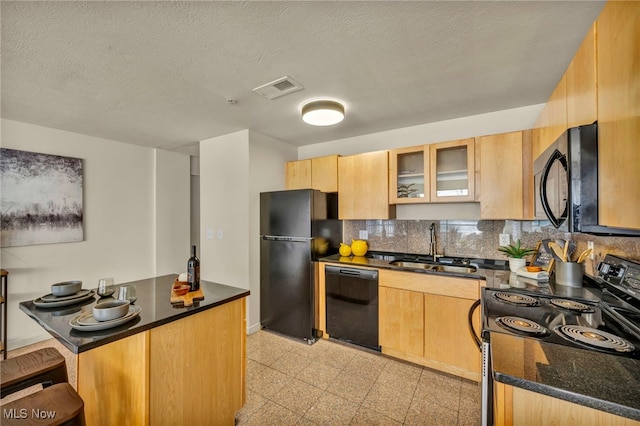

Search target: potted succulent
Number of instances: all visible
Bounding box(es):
[498,239,536,272]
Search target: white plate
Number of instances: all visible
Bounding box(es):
[34,291,95,308]
[40,289,92,302]
[70,306,142,331]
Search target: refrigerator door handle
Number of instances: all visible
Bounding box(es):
[261,235,313,242]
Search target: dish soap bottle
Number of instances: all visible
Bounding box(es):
[187,245,200,291]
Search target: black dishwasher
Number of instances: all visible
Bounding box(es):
[325,265,379,351]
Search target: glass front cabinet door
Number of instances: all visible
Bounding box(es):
[389,146,430,204]
[429,138,475,202]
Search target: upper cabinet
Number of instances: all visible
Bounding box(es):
[338,150,395,219]
[310,155,339,192]
[389,145,430,204]
[285,159,311,190]
[532,75,567,159]
[596,1,640,230]
[566,23,597,128]
[429,138,475,203]
[478,130,533,220]
[389,139,476,204]
[533,22,595,158]
[285,155,339,192]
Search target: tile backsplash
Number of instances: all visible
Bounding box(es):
[343,220,640,275]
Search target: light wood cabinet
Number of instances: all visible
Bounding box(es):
[338,150,396,219]
[495,382,640,426]
[478,130,534,219]
[379,286,424,358]
[429,138,476,202]
[424,293,480,377]
[311,154,339,192]
[566,22,597,128]
[149,298,245,425]
[389,139,476,205]
[76,297,247,425]
[378,269,480,381]
[388,145,430,204]
[285,155,339,192]
[77,332,150,425]
[532,75,567,159]
[285,159,311,190]
[596,1,640,230]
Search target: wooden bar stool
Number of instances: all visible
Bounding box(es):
[1,347,68,398]
[1,382,85,425]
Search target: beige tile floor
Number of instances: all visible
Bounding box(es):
[238,330,480,425]
[3,330,481,425]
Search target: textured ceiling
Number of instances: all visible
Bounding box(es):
[1,1,605,154]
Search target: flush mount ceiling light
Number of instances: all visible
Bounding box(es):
[301,99,345,126]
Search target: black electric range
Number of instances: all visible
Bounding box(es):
[478,254,640,426]
[482,254,640,359]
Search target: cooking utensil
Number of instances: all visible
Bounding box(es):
[562,241,570,262]
[549,242,566,261]
[576,248,593,263]
[554,239,576,260]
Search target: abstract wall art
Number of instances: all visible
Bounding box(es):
[1,148,84,247]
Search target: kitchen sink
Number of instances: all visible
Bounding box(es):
[390,261,434,270]
[389,260,477,274]
[431,264,478,274]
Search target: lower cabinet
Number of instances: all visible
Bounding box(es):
[379,286,424,358]
[76,298,246,425]
[424,293,480,376]
[378,269,480,381]
[494,382,640,426]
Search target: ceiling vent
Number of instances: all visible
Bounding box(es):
[252,76,303,100]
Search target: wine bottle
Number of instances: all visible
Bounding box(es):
[187,245,200,291]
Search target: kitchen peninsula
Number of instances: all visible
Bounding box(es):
[19,275,249,426]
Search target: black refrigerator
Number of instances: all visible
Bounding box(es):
[260,189,342,343]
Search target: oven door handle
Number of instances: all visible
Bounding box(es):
[540,148,568,229]
[468,299,482,351]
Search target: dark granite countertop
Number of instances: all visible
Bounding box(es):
[319,252,495,281]
[491,332,640,421]
[19,274,250,354]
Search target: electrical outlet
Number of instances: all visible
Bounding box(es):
[206,229,214,239]
[217,229,223,240]
[499,234,510,246]
[359,230,368,240]
[587,241,594,259]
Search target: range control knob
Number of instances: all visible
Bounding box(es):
[597,262,623,277]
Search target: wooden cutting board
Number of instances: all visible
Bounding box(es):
[170,280,204,307]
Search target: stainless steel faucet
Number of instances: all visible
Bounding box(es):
[429,222,438,260]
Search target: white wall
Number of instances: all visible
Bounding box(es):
[155,149,190,275]
[199,131,251,290]
[0,119,190,348]
[199,130,297,333]
[299,104,544,158]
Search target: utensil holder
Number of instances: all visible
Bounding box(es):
[555,261,584,287]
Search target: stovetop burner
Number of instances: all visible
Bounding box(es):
[555,325,635,353]
[496,316,549,336]
[549,298,595,313]
[494,292,541,306]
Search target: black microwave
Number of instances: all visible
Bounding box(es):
[533,122,640,236]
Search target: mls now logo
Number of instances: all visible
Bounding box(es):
[3,408,56,419]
